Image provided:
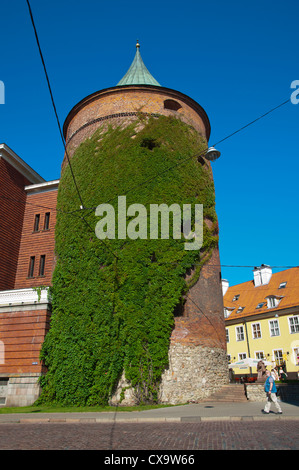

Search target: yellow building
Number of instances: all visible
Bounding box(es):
[223,265,299,380]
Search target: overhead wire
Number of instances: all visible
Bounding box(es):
[26,0,119,259]
[24,1,294,269]
[25,0,84,211]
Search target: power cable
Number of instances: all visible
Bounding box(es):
[71,97,291,213]
[26,0,119,259]
[213,99,290,147]
[26,0,84,210]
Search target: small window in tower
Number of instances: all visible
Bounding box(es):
[44,212,50,230]
[28,256,35,278]
[39,255,46,276]
[33,214,40,232]
[164,99,182,111]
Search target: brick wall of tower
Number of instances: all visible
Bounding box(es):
[63,86,210,160]
[62,84,228,403]
[14,189,58,289]
[0,157,30,291]
[62,85,225,352]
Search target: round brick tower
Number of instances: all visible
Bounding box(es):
[62,42,228,404]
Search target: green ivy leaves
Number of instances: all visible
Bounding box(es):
[38,115,217,405]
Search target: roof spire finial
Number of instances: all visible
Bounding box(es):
[116,40,161,87]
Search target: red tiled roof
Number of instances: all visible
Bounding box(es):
[224,267,299,320]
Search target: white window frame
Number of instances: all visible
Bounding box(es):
[293,347,299,366]
[238,352,247,361]
[226,328,229,343]
[252,322,262,339]
[266,295,282,309]
[273,349,283,366]
[236,325,245,342]
[289,315,299,334]
[269,319,280,337]
[255,351,265,360]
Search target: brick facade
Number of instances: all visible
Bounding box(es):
[0,145,56,405]
[0,157,29,290]
[14,185,58,289]
[0,307,50,376]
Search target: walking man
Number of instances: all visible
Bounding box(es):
[262,370,282,414]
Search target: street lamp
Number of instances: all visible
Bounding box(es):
[205,147,221,161]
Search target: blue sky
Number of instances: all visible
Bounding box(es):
[1,0,298,286]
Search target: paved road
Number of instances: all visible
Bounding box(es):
[1,401,299,451]
[0,420,298,451]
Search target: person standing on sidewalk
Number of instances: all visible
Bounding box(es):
[262,370,282,414]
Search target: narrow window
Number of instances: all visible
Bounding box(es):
[226,328,229,343]
[236,326,244,341]
[28,256,35,278]
[274,349,283,366]
[33,214,40,232]
[252,323,262,339]
[39,255,46,276]
[269,319,280,337]
[44,212,50,230]
[289,316,299,334]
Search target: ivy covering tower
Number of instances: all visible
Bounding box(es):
[38,43,228,406]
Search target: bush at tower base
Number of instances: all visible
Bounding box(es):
[37,115,219,406]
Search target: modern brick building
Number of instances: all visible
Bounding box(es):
[0,143,58,405]
[0,43,228,406]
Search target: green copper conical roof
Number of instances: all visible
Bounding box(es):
[117,41,161,87]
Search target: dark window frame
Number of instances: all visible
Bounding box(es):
[39,255,46,276]
[28,256,35,278]
[33,214,40,232]
[43,212,50,230]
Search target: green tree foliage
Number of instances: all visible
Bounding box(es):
[38,115,218,405]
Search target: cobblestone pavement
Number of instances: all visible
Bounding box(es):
[0,420,298,450]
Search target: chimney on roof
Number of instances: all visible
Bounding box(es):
[253,264,272,287]
[222,279,229,296]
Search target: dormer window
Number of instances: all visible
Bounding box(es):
[237,307,245,314]
[266,295,282,309]
[279,282,287,289]
[256,302,265,309]
[232,295,240,301]
[224,307,234,318]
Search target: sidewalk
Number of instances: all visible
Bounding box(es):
[0,401,299,424]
